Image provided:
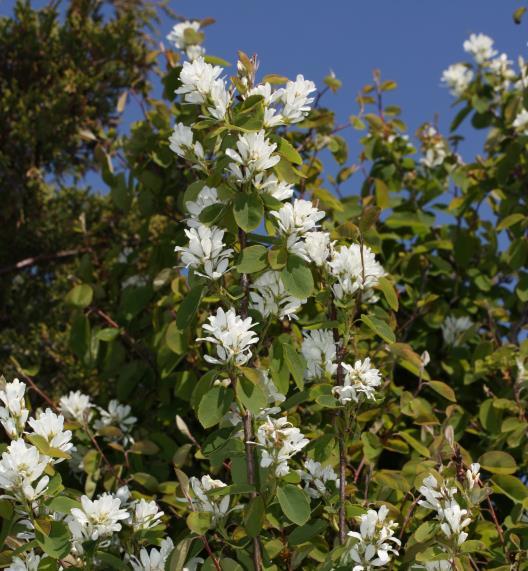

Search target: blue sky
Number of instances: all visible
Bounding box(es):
[2,0,527,191]
[160,1,526,168]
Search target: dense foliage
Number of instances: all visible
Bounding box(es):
[1,3,528,570]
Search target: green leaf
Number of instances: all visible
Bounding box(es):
[95,328,119,342]
[282,344,306,390]
[65,284,93,308]
[197,387,234,428]
[95,552,130,570]
[361,314,395,343]
[427,381,456,403]
[277,484,311,526]
[26,434,71,460]
[397,431,431,458]
[165,538,194,571]
[233,193,264,232]
[236,244,268,274]
[479,451,517,475]
[376,277,398,310]
[236,373,268,414]
[492,474,528,503]
[278,137,302,165]
[374,179,390,209]
[288,519,327,545]
[280,254,313,299]
[176,286,204,330]
[35,520,71,559]
[187,511,212,535]
[497,213,525,231]
[244,495,265,538]
[46,496,81,514]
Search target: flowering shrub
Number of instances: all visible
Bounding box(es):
[2,12,528,571]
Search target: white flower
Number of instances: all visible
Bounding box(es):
[175,224,233,280]
[169,123,204,160]
[463,33,497,64]
[418,474,471,546]
[247,83,284,127]
[333,358,382,404]
[328,243,385,301]
[420,126,448,168]
[441,315,472,346]
[418,474,456,512]
[299,459,338,498]
[130,499,164,531]
[185,186,222,227]
[27,408,73,460]
[131,538,174,571]
[176,57,230,119]
[345,505,401,570]
[488,53,515,89]
[198,307,259,366]
[6,550,41,571]
[68,493,129,541]
[0,378,29,439]
[253,173,294,201]
[303,231,333,266]
[280,74,316,123]
[115,485,132,506]
[466,463,480,490]
[439,501,472,545]
[189,475,230,523]
[441,63,474,96]
[0,440,49,501]
[513,109,528,135]
[250,271,306,320]
[166,20,204,60]
[225,130,280,182]
[59,390,93,424]
[95,399,137,435]
[301,329,337,381]
[272,199,325,236]
[257,416,308,477]
[184,558,205,571]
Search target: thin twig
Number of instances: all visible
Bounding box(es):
[237,227,263,571]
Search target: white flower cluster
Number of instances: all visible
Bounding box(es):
[298,459,339,499]
[250,270,306,320]
[463,33,497,65]
[94,398,137,444]
[226,129,280,183]
[256,416,309,476]
[68,488,164,555]
[246,74,316,127]
[198,307,259,366]
[175,225,233,280]
[302,329,337,381]
[418,467,479,554]
[441,63,474,97]
[176,57,231,120]
[328,243,386,302]
[344,505,401,570]
[166,20,204,61]
[333,358,382,405]
[130,538,174,571]
[169,122,205,163]
[419,125,448,168]
[0,377,29,439]
[0,378,173,570]
[189,475,231,524]
[513,108,528,135]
